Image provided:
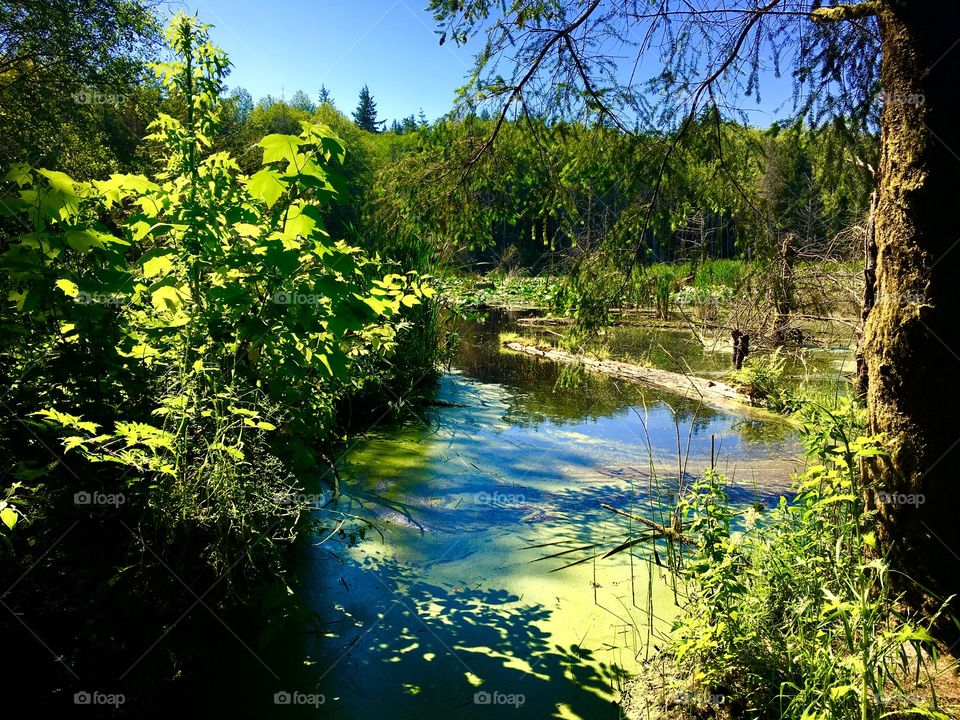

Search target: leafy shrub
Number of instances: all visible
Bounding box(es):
[667,401,951,719]
[0,12,433,576]
[730,348,799,412]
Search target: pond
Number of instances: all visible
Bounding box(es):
[224,310,805,718]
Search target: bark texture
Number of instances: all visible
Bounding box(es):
[863,0,960,616]
[855,190,878,398]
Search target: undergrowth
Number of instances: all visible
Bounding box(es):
[661,400,952,719]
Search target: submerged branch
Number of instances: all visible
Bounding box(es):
[601,503,695,545]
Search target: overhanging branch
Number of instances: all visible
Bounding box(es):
[810,1,879,24]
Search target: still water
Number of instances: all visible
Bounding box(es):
[231,310,803,718]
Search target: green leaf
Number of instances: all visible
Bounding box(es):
[150,284,187,312]
[4,163,32,187]
[829,685,855,700]
[0,506,17,530]
[259,134,303,165]
[234,223,261,238]
[362,296,387,315]
[37,169,78,196]
[247,169,288,208]
[142,252,174,278]
[55,279,80,298]
[283,202,320,239]
[65,230,103,252]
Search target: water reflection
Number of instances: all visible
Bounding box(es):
[261,310,804,719]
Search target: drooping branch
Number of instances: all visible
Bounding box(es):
[463,0,602,170]
[614,0,783,300]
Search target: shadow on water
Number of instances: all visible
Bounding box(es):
[211,309,803,719]
[294,553,625,719]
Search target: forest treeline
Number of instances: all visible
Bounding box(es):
[4,0,875,277]
[25,78,878,268]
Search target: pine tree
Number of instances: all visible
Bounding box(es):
[318,84,332,106]
[352,85,383,133]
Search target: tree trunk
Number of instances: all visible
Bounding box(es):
[855,189,878,398]
[863,0,960,619]
[771,233,797,345]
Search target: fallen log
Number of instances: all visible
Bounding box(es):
[502,340,791,422]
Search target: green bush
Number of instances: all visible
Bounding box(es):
[730,348,800,413]
[667,400,951,719]
[0,11,434,579]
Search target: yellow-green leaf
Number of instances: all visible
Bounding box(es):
[150,285,186,312]
[55,279,80,298]
[247,168,288,209]
[142,254,174,278]
[1,506,17,530]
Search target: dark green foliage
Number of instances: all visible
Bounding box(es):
[368,113,871,280]
[352,84,384,133]
[0,0,161,176]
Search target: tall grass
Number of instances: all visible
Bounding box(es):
[658,400,952,719]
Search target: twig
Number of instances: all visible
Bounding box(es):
[601,503,695,545]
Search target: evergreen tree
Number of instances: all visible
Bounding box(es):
[318,84,332,105]
[352,85,384,133]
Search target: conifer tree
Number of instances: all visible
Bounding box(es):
[352,85,383,133]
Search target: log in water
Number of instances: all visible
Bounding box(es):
[503,340,789,422]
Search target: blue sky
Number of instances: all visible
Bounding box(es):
[172,0,795,127]
[174,0,478,123]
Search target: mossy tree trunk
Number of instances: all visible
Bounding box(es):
[855,189,877,398]
[862,0,960,615]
